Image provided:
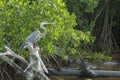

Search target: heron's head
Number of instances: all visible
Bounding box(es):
[40,21,54,26]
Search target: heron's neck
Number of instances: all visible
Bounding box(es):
[40,24,47,35]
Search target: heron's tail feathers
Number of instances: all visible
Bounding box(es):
[19,42,26,50]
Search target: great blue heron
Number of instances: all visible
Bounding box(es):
[20,22,54,49]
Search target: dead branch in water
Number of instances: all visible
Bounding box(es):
[1,45,120,79]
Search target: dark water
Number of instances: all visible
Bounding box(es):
[51,62,120,80]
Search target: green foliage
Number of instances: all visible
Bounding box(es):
[81,50,112,62]
[64,0,99,31]
[0,0,93,58]
[82,0,99,13]
[92,52,112,61]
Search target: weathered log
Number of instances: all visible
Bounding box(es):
[0,55,26,75]
[4,45,28,64]
[48,68,120,78]
[1,45,120,79]
[0,45,50,80]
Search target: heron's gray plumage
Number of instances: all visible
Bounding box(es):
[20,22,53,50]
[20,30,40,49]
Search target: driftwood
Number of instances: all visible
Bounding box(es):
[0,45,50,80]
[0,45,28,75]
[48,68,120,78]
[23,42,50,80]
[1,45,120,79]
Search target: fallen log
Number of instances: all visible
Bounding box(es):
[48,68,120,78]
[0,45,50,80]
[1,46,120,79]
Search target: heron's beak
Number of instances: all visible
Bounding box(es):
[46,23,55,25]
[40,22,55,26]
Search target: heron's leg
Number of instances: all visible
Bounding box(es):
[34,42,38,48]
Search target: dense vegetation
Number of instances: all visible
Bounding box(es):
[0,0,93,59]
[65,0,120,53]
[0,0,120,77]
[1,0,120,79]
[0,0,120,62]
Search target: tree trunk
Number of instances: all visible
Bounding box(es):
[93,0,119,51]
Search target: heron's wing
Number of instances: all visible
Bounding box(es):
[20,30,40,49]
